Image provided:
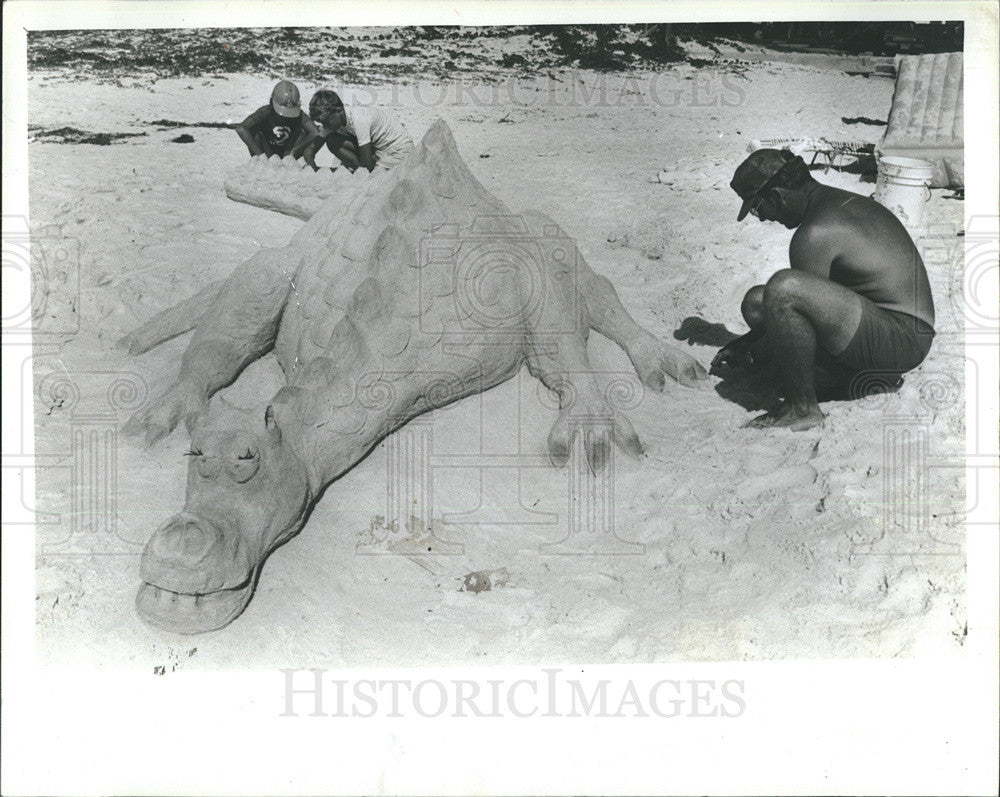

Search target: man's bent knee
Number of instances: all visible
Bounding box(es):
[763,269,808,309]
[741,285,765,327]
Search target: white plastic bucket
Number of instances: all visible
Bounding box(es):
[873,156,934,228]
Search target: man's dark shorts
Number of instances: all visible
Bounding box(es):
[834,301,935,374]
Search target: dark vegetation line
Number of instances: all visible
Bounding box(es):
[842,116,888,126]
[150,119,234,129]
[28,23,962,81]
[29,120,239,145]
[29,126,149,145]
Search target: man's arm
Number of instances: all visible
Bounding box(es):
[788,222,837,278]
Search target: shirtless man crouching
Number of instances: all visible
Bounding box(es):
[712,149,935,431]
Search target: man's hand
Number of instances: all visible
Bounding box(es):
[710,327,766,375]
[710,340,754,374]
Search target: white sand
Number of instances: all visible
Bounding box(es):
[29,54,966,669]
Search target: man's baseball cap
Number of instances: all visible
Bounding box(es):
[271,80,301,118]
[731,149,797,221]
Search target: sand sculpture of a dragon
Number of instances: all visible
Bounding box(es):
[120,119,707,634]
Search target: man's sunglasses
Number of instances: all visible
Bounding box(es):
[748,191,770,218]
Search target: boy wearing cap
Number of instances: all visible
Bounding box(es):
[235,80,322,160]
[712,148,935,431]
[302,89,414,172]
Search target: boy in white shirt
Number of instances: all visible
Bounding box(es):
[304,89,414,172]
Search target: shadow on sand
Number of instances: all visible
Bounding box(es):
[807,157,878,183]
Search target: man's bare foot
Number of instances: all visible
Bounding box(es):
[744,401,825,431]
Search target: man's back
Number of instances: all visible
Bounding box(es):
[795,186,934,328]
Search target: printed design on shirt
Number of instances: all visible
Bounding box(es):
[270,124,293,146]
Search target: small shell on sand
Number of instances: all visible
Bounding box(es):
[461,568,511,594]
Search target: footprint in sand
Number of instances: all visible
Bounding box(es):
[736,438,821,500]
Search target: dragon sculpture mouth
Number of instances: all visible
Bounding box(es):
[136,573,258,635]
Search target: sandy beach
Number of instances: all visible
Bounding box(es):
[27,29,967,669]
